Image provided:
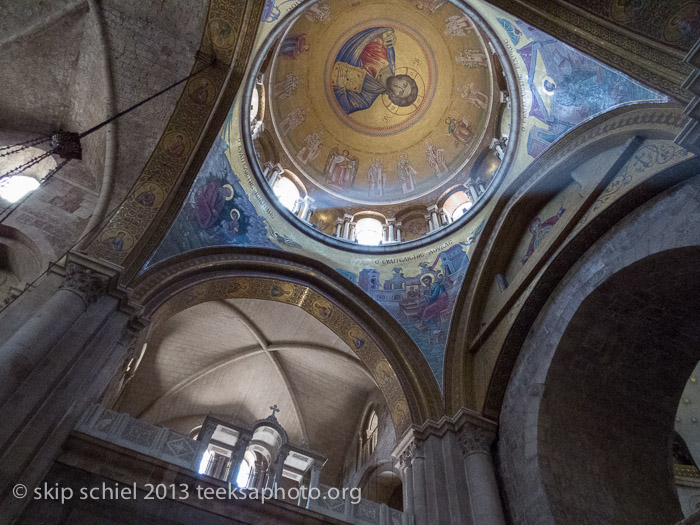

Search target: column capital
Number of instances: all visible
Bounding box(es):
[60,262,109,307]
[458,422,495,457]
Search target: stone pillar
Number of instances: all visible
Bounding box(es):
[396,222,402,242]
[400,448,415,517]
[335,218,344,237]
[342,214,354,239]
[226,433,252,485]
[425,214,434,232]
[302,197,315,221]
[270,446,289,492]
[465,183,479,203]
[386,218,396,242]
[267,163,284,187]
[490,137,506,159]
[252,458,268,491]
[0,259,130,524]
[0,262,108,406]
[306,460,322,509]
[459,424,505,525]
[411,441,428,524]
[427,205,440,231]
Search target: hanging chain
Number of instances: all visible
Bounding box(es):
[0,136,50,157]
[0,149,56,181]
[0,157,70,220]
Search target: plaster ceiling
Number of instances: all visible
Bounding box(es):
[117,297,381,484]
[267,0,499,206]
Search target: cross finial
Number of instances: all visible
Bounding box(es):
[269,404,280,418]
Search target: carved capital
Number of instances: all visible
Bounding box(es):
[60,262,109,306]
[399,447,413,469]
[458,424,495,457]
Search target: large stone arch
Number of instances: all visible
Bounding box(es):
[497,173,700,524]
[443,104,692,416]
[129,247,445,436]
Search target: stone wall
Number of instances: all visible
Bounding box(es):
[498,173,700,524]
[0,0,207,267]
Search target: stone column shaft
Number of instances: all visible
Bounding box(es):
[460,425,505,525]
[0,264,108,407]
[412,444,428,524]
[306,463,322,509]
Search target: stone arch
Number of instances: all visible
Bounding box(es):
[357,461,403,511]
[497,173,700,524]
[443,104,692,415]
[129,247,445,436]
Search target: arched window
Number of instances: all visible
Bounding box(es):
[442,190,473,222]
[355,218,383,245]
[272,176,301,212]
[360,410,379,463]
[235,451,256,488]
[0,145,55,203]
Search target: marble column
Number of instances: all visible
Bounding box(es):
[386,218,396,242]
[399,448,415,517]
[396,222,402,242]
[425,214,434,232]
[0,260,129,524]
[335,218,344,237]
[427,205,440,230]
[342,214,354,239]
[306,460,322,509]
[411,440,428,524]
[226,433,252,486]
[0,262,108,406]
[267,163,284,187]
[465,183,479,203]
[459,424,505,525]
[270,446,289,491]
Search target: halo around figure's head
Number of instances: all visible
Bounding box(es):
[387,74,419,107]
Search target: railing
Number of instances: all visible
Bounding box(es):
[76,405,413,525]
[310,484,413,525]
[76,404,202,471]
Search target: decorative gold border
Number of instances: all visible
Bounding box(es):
[130,247,446,434]
[484,0,690,101]
[84,0,266,283]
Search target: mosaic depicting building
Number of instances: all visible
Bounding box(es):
[0,0,699,523]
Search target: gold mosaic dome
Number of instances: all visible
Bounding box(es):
[266,0,500,207]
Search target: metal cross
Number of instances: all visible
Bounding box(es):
[270,404,280,417]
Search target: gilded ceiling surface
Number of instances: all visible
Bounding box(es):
[149,0,667,387]
[268,0,495,205]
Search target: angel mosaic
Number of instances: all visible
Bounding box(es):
[445,14,474,37]
[296,132,323,165]
[520,206,566,264]
[425,142,447,177]
[456,48,488,68]
[280,107,307,135]
[325,148,359,189]
[274,73,303,99]
[305,1,330,23]
[457,82,489,110]
[446,116,474,146]
[279,34,310,59]
[397,154,417,194]
[367,157,387,198]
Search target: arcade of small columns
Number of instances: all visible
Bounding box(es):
[0,258,509,525]
[262,162,492,243]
